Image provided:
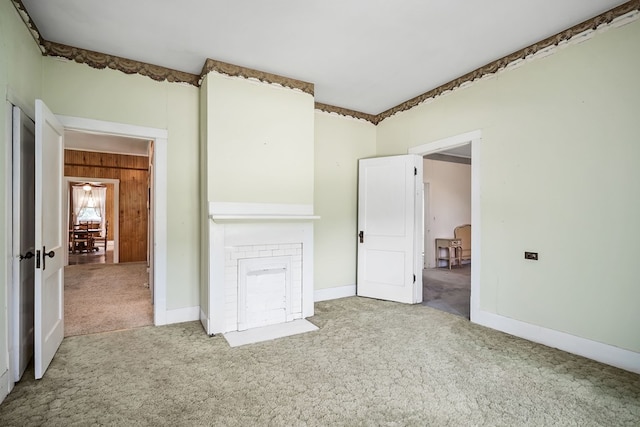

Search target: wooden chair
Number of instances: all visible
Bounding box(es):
[71,223,94,253]
[93,220,108,251]
[454,224,471,263]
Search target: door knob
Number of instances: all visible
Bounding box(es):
[19,251,34,261]
[42,247,55,270]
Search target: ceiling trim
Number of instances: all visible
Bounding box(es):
[11,0,45,52]
[314,103,377,123]
[375,0,640,124]
[200,58,314,96]
[44,40,200,86]
[11,0,199,86]
[12,0,640,125]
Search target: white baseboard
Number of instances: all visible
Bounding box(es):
[163,306,200,325]
[314,284,356,302]
[474,310,640,374]
[0,368,10,405]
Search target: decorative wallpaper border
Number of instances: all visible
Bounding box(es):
[12,0,640,124]
[374,0,640,124]
[11,0,199,86]
[200,59,314,96]
[313,102,377,123]
[11,0,44,52]
[44,40,200,86]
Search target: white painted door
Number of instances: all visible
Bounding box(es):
[12,106,36,381]
[34,100,65,379]
[357,155,423,303]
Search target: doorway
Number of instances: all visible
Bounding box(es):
[409,130,481,322]
[7,109,169,384]
[422,145,471,318]
[62,132,153,336]
[56,114,169,329]
[65,177,120,266]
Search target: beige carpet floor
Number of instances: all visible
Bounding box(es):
[64,262,153,337]
[2,297,639,426]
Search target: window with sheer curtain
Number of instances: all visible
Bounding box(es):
[72,185,107,233]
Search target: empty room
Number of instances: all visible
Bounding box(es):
[1,1,639,425]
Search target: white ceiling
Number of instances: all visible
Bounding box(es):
[439,144,471,159]
[22,0,626,115]
[65,130,150,156]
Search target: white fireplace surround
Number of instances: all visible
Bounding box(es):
[206,202,318,335]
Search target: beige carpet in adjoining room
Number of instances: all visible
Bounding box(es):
[64,262,153,337]
[2,297,639,426]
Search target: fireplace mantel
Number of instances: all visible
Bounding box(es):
[210,214,319,221]
[209,202,317,217]
[203,202,316,336]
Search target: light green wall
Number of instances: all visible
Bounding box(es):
[206,72,314,204]
[314,112,377,290]
[0,0,44,389]
[42,58,201,311]
[377,20,640,352]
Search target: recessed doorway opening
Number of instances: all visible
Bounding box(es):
[65,177,119,266]
[422,144,471,319]
[63,130,153,337]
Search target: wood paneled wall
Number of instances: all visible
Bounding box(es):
[65,150,149,263]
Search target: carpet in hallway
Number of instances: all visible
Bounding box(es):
[423,265,471,318]
[64,262,153,337]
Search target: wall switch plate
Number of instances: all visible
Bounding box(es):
[524,251,538,260]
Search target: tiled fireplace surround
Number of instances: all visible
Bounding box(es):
[206,203,317,335]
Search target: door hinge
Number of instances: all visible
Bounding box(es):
[36,250,41,269]
[414,167,417,176]
[413,274,416,283]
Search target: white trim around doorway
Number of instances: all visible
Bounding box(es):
[56,115,169,326]
[409,129,481,321]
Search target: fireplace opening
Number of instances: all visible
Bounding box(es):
[226,243,303,332]
[238,256,295,330]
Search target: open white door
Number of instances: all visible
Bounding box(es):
[34,99,65,379]
[12,106,36,381]
[357,155,423,304]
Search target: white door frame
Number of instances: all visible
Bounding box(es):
[56,115,169,326]
[64,177,120,265]
[409,130,481,322]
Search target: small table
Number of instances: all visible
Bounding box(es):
[435,238,462,269]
